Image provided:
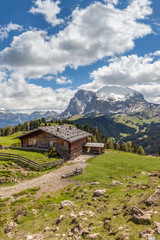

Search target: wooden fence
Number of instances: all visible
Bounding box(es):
[10,143,21,148]
[0,152,64,171]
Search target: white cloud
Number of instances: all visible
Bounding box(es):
[44,75,72,84]
[80,52,160,104]
[29,0,63,27]
[56,76,72,85]
[0,22,23,40]
[1,0,152,79]
[103,0,118,5]
[0,71,76,112]
[132,83,160,104]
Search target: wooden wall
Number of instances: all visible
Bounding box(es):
[69,138,87,159]
[20,130,69,149]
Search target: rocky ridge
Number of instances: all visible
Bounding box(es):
[61,86,160,118]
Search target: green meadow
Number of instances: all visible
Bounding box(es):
[73,150,160,184]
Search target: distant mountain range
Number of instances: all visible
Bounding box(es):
[0,108,57,128]
[1,85,160,128]
[61,86,160,118]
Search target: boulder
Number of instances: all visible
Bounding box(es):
[153,221,160,234]
[139,228,154,239]
[130,206,153,224]
[81,228,90,236]
[43,227,50,233]
[26,234,43,240]
[56,215,64,224]
[110,181,123,186]
[71,223,82,234]
[69,212,77,218]
[93,189,106,197]
[91,182,100,185]
[121,232,130,240]
[61,200,75,208]
[4,222,17,233]
[145,185,160,206]
[88,233,102,239]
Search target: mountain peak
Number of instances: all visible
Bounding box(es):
[96,86,140,102]
[61,85,160,118]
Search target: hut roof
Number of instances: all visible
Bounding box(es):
[15,125,92,143]
[84,142,105,148]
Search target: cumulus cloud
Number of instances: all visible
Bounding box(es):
[132,83,160,104]
[1,0,152,79]
[56,76,72,85]
[80,52,160,104]
[29,0,63,27]
[0,22,23,40]
[103,0,118,5]
[0,71,76,111]
[44,75,72,84]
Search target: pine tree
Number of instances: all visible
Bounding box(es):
[106,138,114,149]
[137,146,145,155]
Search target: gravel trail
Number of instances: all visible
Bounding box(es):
[0,154,94,199]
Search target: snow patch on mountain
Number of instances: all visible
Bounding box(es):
[96,86,136,102]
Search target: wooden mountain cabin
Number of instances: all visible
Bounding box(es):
[14,125,92,160]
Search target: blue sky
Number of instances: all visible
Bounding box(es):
[0,0,160,112]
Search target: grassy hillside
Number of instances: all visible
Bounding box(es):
[74,115,136,139]
[73,150,160,183]
[0,132,21,146]
[0,148,60,163]
[1,151,160,239]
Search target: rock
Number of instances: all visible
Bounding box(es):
[93,189,106,197]
[153,211,159,215]
[69,212,77,218]
[81,228,90,236]
[83,189,88,193]
[56,215,64,224]
[79,211,85,217]
[7,232,13,239]
[110,181,123,186]
[43,227,50,232]
[31,209,37,215]
[149,172,160,177]
[51,227,59,232]
[103,220,110,229]
[68,232,74,237]
[153,221,160,234]
[78,211,94,217]
[130,206,153,224]
[145,185,160,206]
[91,182,100,185]
[88,233,102,239]
[4,222,17,233]
[71,223,82,234]
[121,232,130,240]
[139,228,154,239]
[61,200,75,208]
[26,234,43,240]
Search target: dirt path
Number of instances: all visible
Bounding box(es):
[0,154,94,199]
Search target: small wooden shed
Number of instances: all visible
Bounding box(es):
[84,142,105,154]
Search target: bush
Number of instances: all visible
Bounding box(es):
[48,147,57,158]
